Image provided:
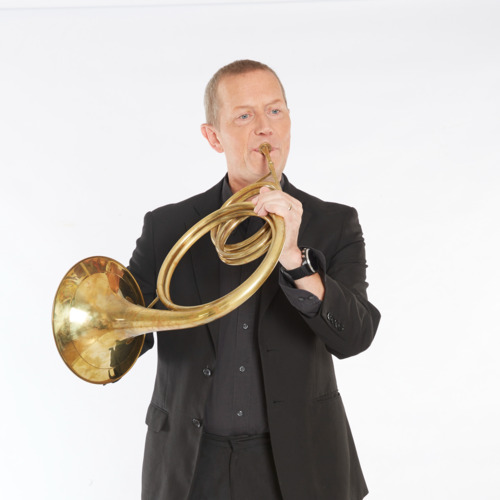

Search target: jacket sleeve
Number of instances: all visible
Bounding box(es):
[278,270,322,317]
[128,211,157,355]
[297,207,380,359]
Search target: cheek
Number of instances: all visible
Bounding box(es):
[228,133,247,150]
[279,121,291,139]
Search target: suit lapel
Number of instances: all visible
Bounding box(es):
[187,180,224,350]
[285,177,313,246]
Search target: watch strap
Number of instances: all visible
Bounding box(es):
[281,247,318,281]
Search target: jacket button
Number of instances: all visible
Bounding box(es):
[333,319,344,332]
[202,368,212,377]
[327,312,335,323]
[192,418,202,428]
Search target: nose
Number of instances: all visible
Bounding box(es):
[254,112,273,136]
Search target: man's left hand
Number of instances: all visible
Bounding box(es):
[252,186,325,300]
[252,186,303,270]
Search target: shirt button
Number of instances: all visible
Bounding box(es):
[202,368,212,377]
[239,366,246,372]
[236,410,243,417]
[192,418,202,428]
[242,323,249,330]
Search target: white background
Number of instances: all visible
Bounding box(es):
[1,1,499,498]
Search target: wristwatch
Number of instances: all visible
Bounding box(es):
[280,247,318,281]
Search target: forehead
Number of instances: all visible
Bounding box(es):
[217,70,285,111]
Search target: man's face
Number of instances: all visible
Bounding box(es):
[204,69,291,192]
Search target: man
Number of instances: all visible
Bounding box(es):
[129,60,380,500]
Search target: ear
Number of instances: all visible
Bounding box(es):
[201,124,224,153]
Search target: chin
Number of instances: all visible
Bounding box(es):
[252,166,273,179]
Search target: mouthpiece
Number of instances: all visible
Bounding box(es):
[259,143,272,155]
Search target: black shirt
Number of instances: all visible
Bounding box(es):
[203,176,322,436]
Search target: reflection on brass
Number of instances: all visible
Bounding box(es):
[52,143,285,385]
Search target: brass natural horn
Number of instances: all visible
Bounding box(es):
[52,143,285,384]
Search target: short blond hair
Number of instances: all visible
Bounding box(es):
[204,59,287,127]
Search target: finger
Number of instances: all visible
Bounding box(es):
[254,192,290,216]
[255,199,292,218]
[251,185,271,206]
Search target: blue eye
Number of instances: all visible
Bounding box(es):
[270,109,280,115]
[239,113,250,120]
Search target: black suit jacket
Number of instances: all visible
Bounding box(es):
[129,175,381,500]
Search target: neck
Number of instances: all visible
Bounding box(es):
[228,172,283,194]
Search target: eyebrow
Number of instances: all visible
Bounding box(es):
[232,99,285,112]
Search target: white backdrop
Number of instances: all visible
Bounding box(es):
[1,1,499,499]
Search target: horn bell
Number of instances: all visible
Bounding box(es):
[52,256,146,385]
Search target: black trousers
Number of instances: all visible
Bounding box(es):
[187,432,283,500]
